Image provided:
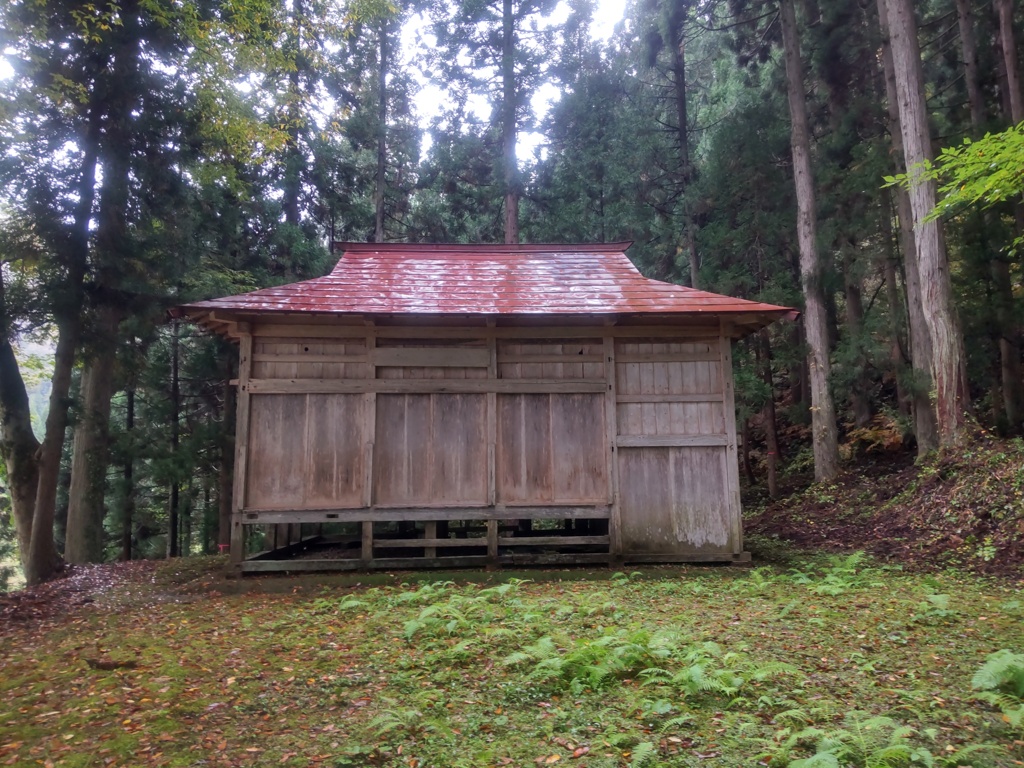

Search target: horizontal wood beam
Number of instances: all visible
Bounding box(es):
[237,551,748,572]
[375,347,489,368]
[497,354,604,364]
[240,556,493,572]
[616,435,729,448]
[496,535,609,547]
[374,538,488,549]
[615,394,723,404]
[623,552,751,564]
[245,379,607,395]
[616,351,719,363]
[252,353,369,364]
[241,505,611,524]
[250,324,723,342]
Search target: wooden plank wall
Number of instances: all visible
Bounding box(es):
[234,322,743,563]
[614,338,738,554]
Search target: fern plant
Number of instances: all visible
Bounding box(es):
[503,630,683,693]
[972,649,1024,729]
[629,740,658,768]
[766,711,1001,768]
[642,641,796,703]
[368,703,428,739]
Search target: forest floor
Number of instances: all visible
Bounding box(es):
[745,432,1024,576]
[1,436,1023,767]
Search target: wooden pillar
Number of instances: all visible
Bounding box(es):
[424,521,437,558]
[604,332,621,560]
[719,321,744,557]
[486,323,498,567]
[362,321,377,563]
[229,323,253,565]
[487,519,498,566]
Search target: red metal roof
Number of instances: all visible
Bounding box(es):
[180,242,793,322]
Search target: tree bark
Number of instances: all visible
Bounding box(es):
[878,195,910,414]
[843,251,872,428]
[502,0,520,244]
[996,0,1023,124]
[65,306,121,564]
[23,112,98,584]
[759,329,780,499]
[0,272,40,571]
[991,0,1024,433]
[373,20,388,243]
[122,387,135,561]
[167,321,180,558]
[283,0,305,229]
[955,0,987,130]
[877,0,937,451]
[780,0,839,481]
[218,376,235,550]
[668,0,700,289]
[884,0,970,448]
[741,418,755,486]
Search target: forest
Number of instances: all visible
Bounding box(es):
[1,0,1024,586]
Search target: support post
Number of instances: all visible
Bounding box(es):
[719,322,744,556]
[362,521,373,561]
[230,324,253,565]
[487,519,498,567]
[424,521,437,558]
[603,332,621,560]
[362,321,377,564]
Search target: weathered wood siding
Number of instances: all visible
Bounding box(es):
[614,339,738,554]
[234,322,744,563]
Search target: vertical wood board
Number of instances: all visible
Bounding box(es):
[617,446,735,554]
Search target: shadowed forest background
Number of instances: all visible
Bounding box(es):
[1,0,1024,586]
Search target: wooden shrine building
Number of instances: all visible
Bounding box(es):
[178,243,792,572]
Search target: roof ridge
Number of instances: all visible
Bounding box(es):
[334,241,634,255]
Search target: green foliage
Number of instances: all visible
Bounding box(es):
[628,740,658,768]
[769,711,1000,768]
[911,594,959,625]
[972,650,1024,730]
[787,552,884,596]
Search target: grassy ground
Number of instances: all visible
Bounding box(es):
[1,551,1022,767]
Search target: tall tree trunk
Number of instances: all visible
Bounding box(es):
[26,318,82,583]
[780,0,839,481]
[0,269,40,571]
[992,0,1024,433]
[996,0,1023,123]
[955,0,986,130]
[759,329,780,499]
[122,387,135,561]
[879,197,910,414]
[502,0,519,244]
[885,0,970,448]
[843,251,872,428]
[23,115,98,584]
[373,20,388,243]
[65,306,121,564]
[741,418,755,486]
[167,321,180,558]
[877,0,937,451]
[283,0,304,229]
[668,0,700,289]
[218,377,235,550]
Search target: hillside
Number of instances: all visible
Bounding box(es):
[746,434,1024,576]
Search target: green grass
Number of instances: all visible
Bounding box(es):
[1,555,1022,767]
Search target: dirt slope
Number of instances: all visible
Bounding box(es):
[746,434,1024,575]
